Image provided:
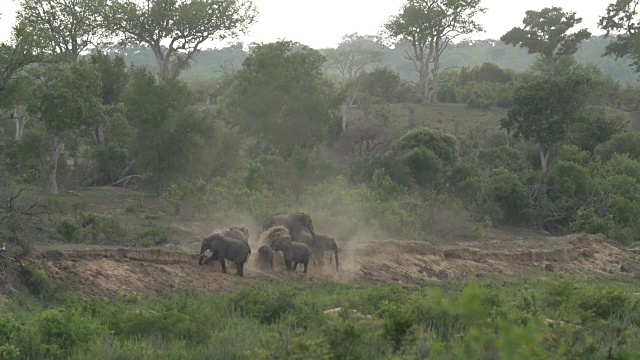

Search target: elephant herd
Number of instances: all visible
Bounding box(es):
[198,212,339,277]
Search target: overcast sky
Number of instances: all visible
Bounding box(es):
[0,0,614,49]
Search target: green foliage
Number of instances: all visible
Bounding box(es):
[478,169,530,224]
[35,308,104,358]
[399,147,444,188]
[547,161,594,214]
[377,300,416,352]
[501,70,593,158]
[501,7,591,74]
[478,146,525,173]
[382,0,486,103]
[229,288,308,325]
[91,144,128,185]
[599,0,640,73]
[595,131,640,161]
[222,40,341,157]
[56,218,79,242]
[124,69,216,192]
[1,279,640,358]
[553,145,590,166]
[569,110,628,153]
[392,128,459,166]
[94,0,257,80]
[358,66,403,103]
[135,226,166,248]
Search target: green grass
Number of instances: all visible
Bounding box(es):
[2,277,640,359]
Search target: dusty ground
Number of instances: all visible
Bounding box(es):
[26,232,640,299]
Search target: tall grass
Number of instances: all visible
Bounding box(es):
[2,277,640,359]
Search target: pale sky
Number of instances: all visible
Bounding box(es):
[0,0,614,49]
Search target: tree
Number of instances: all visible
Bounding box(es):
[95,0,257,81]
[17,0,100,62]
[501,7,591,75]
[88,51,130,145]
[0,74,38,139]
[599,0,640,73]
[35,63,105,193]
[325,34,383,133]
[500,71,592,175]
[222,41,341,157]
[382,0,486,104]
[123,69,215,193]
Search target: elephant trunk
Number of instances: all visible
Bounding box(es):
[333,243,339,271]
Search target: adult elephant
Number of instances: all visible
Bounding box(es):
[299,229,339,271]
[263,213,315,244]
[198,234,251,277]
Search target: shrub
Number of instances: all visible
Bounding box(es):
[56,218,79,242]
[477,168,530,224]
[91,144,129,185]
[478,146,525,173]
[391,128,459,166]
[398,147,444,188]
[34,308,105,358]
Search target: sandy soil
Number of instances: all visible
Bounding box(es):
[25,233,639,299]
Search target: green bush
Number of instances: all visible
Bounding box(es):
[399,147,444,188]
[135,226,166,247]
[34,308,105,358]
[229,288,305,325]
[91,144,129,185]
[478,146,525,173]
[477,168,530,224]
[56,218,79,242]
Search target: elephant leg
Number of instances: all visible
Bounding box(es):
[235,261,244,277]
[292,262,298,271]
[283,257,291,270]
[303,261,308,274]
[219,248,227,273]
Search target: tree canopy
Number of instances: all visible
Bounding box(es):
[599,0,640,73]
[95,0,257,80]
[382,0,486,104]
[501,70,592,174]
[221,41,342,157]
[501,7,591,74]
[17,0,100,62]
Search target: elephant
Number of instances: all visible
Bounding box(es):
[266,228,316,273]
[257,245,274,270]
[299,229,339,271]
[198,234,251,277]
[223,226,249,243]
[263,212,315,244]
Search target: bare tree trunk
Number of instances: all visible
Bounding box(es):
[96,123,105,145]
[12,105,29,139]
[539,148,550,176]
[420,63,431,105]
[49,135,64,194]
[14,117,20,140]
[340,83,360,135]
[408,106,417,129]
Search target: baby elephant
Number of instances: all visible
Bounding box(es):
[257,245,274,270]
[199,234,251,277]
[270,238,315,273]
